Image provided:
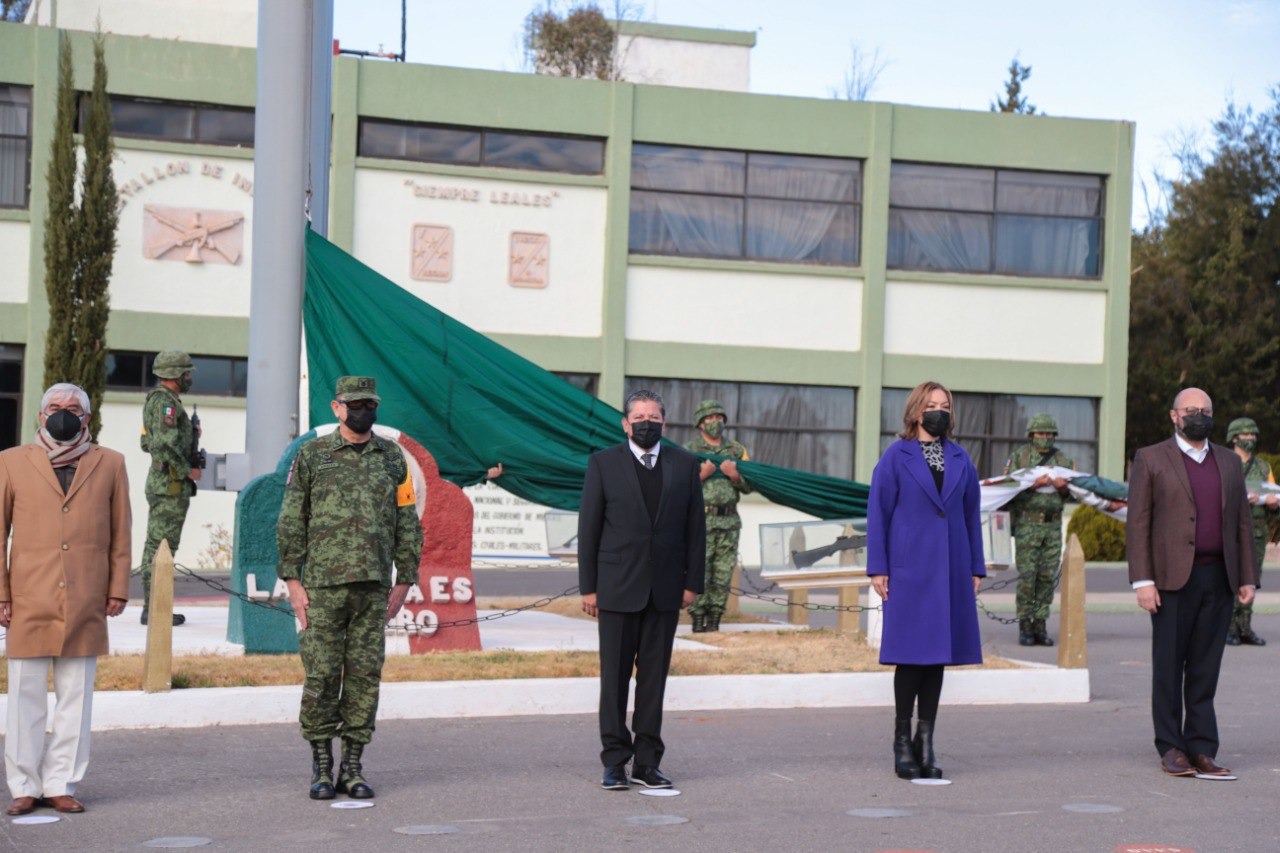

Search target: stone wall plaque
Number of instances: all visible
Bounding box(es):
[411,224,454,282]
[143,204,244,264]
[509,231,549,288]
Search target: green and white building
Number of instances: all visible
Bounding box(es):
[0,3,1132,563]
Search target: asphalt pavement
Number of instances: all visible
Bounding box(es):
[6,566,1279,851]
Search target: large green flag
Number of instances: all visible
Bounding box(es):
[303,228,869,518]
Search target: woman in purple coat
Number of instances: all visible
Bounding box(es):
[866,381,986,781]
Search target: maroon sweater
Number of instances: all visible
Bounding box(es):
[1180,449,1224,563]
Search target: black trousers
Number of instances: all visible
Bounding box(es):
[1150,560,1233,758]
[597,599,679,768]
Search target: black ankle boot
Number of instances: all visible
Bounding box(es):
[691,613,707,633]
[706,612,722,632]
[336,739,374,798]
[1018,620,1034,646]
[913,720,942,779]
[1034,620,1055,646]
[309,740,335,800]
[894,716,921,779]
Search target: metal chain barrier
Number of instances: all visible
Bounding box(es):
[729,585,880,613]
[974,565,1064,625]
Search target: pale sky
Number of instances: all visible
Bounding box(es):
[333,0,1280,228]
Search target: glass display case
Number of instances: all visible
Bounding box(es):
[543,509,579,562]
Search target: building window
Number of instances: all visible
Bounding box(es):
[79,96,255,147]
[106,351,248,397]
[879,389,1099,476]
[358,119,605,175]
[628,377,856,478]
[0,85,32,208]
[0,344,22,451]
[887,163,1103,278]
[629,144,861,266]
[552,371,598,398]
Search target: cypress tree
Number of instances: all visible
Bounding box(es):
[42,35,77,392]
[74,31,117,438]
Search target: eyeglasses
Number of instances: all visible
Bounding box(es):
[1178,407,1212,417]
[340,399,378,411]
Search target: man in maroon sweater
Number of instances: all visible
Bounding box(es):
[1127,387,1257,778]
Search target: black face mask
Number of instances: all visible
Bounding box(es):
[1179,413,1213,442]
[344,408,377,435]
[45,409,84,442]
[920,410,950,438]
[629,420,663,450]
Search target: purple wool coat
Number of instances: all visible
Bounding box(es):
[866,438,986,666]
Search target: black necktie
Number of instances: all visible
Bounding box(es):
[642,453,654,469]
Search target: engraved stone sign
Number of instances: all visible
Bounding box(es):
[411,224,454,282]
[143,205,245,264]
[509,232,549,288]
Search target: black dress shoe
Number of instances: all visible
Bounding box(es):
[140,609,186,626]
[601,764,629,790]
[630,765,673,789]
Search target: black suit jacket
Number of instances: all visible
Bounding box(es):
[1127,437,1257,593]
[578,442,706,612]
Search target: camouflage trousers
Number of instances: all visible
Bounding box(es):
[689,518,740,618]
[1229,537,1267,637]
[1014,522,1061,622]
[141,492,191,607]
[299,581,388,744]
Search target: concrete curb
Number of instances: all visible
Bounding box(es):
[0,665,1089,732]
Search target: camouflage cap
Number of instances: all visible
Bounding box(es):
[1026,412,1058,435]
[152,350,195,379]
[335,376,380,403]
[1226,417,1259,443]
[693,399,727,428]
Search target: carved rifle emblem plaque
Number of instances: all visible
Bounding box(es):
[143,205,245,264]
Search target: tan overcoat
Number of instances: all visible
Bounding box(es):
[0,443,132,658]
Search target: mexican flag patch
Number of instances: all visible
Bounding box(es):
[162,405,176,427]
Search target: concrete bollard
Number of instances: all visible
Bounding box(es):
[143,540,175,693]
[1057,533,1087,669]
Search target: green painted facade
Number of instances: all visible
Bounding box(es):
[0,22,1133,478]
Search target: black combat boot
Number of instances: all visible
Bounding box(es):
[893,716,921,780]
[913,719,942,779]
[1018,620,1034,646]
[336,739,374,799]
[1225,630,1242,645]
[706,612,722,632]
[1034,620,1055,646]
[309,740,335,800]
[691,613,707,633]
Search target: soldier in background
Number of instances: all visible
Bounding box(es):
[277,376,422,800]
[139,350,199,627]
[1003,413,1074,647]
[1225,417,1278,646]
[685,400,750,632]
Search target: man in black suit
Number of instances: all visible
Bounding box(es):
[579,389,706,790]
[1127,387,1257,778]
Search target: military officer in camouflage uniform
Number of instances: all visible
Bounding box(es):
[1226,417,1278,646]
[139,350,200,627]
[1003,413,1074,647]
[685,400,750,632]
[277,376,423,800]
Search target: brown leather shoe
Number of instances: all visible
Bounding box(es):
[1190,754,1232,776]
[5,796,36,816]
[1160,747,1196,776]
[40,795,85,813]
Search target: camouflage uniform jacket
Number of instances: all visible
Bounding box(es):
[276,430,423,589]
[1004,444,1074,520]
[140,385,195,497]
[685,435,752,509]
[1241,454,1277,534]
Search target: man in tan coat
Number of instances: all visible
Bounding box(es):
[0,383,131,815]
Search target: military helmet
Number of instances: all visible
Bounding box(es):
[152,350,195,379]
[1026,412,1058,436]
[1226,417,1259,444]
[693,399,727,428]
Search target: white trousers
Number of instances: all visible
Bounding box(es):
[5,656,97,799]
